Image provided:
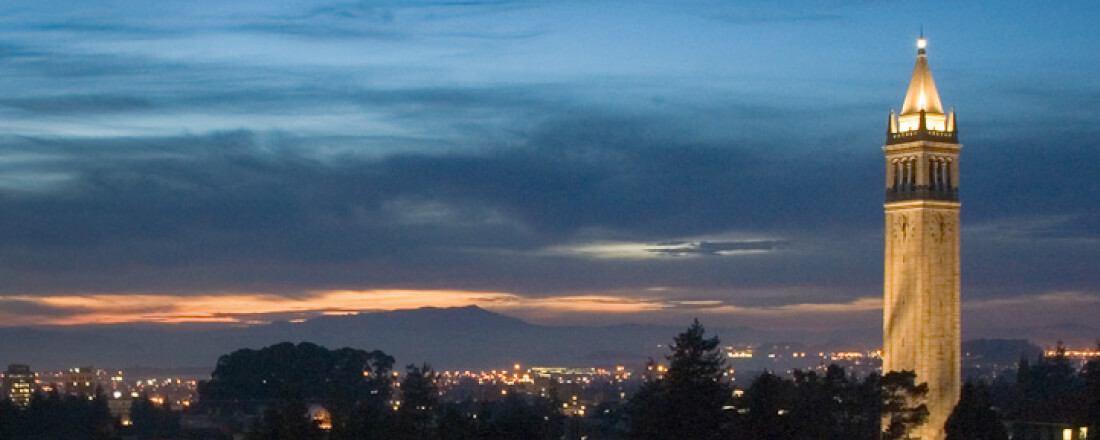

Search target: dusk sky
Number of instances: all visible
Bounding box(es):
[1,1,1098,335]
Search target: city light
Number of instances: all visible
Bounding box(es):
[1045,350,1100,358]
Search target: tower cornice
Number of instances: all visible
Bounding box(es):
[886,127,958,145]
[884,199,960,210]
[883,141,962,155]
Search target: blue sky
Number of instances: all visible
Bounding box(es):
[0,0,1097,338]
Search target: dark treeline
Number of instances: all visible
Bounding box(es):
[623,320,928,440]
[981,343,1100,439]
[203,326,936,440]
[1,328,1097,440]
[0,389,116,440]
[0,390,184,440]
[201,342,563,440]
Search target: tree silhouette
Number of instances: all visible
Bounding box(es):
[198,341,395,438]
[8,389,119,440]
[1085,343,1100,438]
[0,399,16,440]
[249,387,322,440]
[742,371,797,440]
[130,393,181,440]
[945,381,1008,440]
[489,393,564,440]
[880,371,929,440]
[784,365,878,440]
[395,363,438,440]
[626,319,730,440]
[1013,342,1086,425]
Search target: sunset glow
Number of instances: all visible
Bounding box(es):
[3,288,1091,329]
[0,289,898,327]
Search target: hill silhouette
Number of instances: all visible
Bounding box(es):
[0,306,1086,372]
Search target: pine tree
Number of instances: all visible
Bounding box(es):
[626,319,731,440]
[395,363,438,440]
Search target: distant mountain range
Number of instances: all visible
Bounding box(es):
[0,306,1092,374]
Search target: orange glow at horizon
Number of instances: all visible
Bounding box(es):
[3,288,1086,328]
[0,290,679,326]
[0,289,892,327]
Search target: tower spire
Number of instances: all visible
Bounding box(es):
[918,26,925,54]
[897,32,946,132]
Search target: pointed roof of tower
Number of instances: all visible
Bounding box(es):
[900,36,944,116]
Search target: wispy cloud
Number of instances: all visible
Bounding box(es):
[546,238,785,259]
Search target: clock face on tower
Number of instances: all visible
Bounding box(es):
[894,214,910,243]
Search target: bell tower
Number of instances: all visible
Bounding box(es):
[882,34,961,440]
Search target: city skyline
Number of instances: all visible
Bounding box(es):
[1,1,1098,337]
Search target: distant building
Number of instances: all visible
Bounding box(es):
[3,364,36,407]
[66,366,98,397]
[882,34,962,440]
[107,397,133,426]
[1008,422,1089,440]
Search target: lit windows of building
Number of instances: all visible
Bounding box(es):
[3,364,36,407]
[66,366,98,397]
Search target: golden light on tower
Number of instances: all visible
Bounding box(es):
[882,33,962,440]
[892,35,951,133]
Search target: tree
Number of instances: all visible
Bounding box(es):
[0,399,17,440]
[130,393,181,440]
[786,365,877,440]
[249,387,322,440]
[625,319,731,440]
[945,381,1008,440]
[880,371,929,440]
[488,393,564,440]
[1013,342,1086,425]
[742,371,797,440]
[13,389,119,440]
[624,361,668,440]
[1082,341,1100,436]
[395,363,438,440]
[197,342,396,439]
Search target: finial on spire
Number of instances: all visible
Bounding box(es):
[917,28,927,54]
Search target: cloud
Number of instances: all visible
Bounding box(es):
[1,98,1096,308]
[0,0,1097,333]
[546,239,786,259]
[0,297,90,320]
[0,95,154,115]
[964,290,1099,309]
[966,215,1100,242]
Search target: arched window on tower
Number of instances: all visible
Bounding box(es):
[905,159,914,189]
[929,159,936,190]
[894,160,903,190]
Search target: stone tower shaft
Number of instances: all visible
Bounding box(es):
[882,36,961,440]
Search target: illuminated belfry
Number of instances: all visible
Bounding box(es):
[882,34,961,440]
